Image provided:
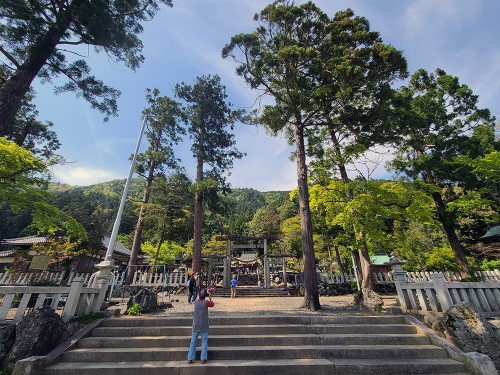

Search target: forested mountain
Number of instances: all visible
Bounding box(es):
[0,178,294,246]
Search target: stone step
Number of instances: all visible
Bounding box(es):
[44,358,469,375]
[61,345,447,362]
[90,323,418,337]
[99,314,408,326]
[214,288,289,297]
[82,333,430,347]
[43,314,470,375]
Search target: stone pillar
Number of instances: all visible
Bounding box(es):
[391,269,410,311]
[430,272,454,311]
[264,239,270,288]
[92,276,110,314]
[61,277,84,322]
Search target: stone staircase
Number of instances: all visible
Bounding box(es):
[213,286,289,297]
[43,314,470,374]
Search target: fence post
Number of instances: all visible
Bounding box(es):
[92,276,110,313]
[61,277,84,322]
[391,269,410,311]
[430,273,453,311]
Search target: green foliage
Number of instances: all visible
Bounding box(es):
[0,367,12,375]
[202,233,227,256]
[350,281,358,292]
[425,247,459,272]
[0,138,86,240]
[481,259,500,271]
[281,215,303,260]
[374,304,383,313]
[124,303,143,316]
[309,179,435,256]
[142,240,185,266]
[175,74,244,189]
[0,0,173,133]
[248,206,281,237]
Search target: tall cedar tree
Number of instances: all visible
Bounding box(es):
[174,75,243,275]
[222,1,327,310]
[125,89,185,284]
[0,0,172,135]
[389,68,496,278]
[304,9,407,294]
[222,1,406,310]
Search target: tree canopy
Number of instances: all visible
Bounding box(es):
[0,0,173,135]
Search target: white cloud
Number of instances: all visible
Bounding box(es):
[51,165,122,186]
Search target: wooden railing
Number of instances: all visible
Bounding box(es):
[0,271,93,286]
[318,270,500,285]
[392,270,500,316]
[0,277,106,322]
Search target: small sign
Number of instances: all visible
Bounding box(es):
[30,255,50,270]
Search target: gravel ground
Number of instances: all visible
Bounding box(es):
[112,292,367,316]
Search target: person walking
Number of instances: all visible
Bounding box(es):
[230,275,238,298]
[187,273,196,303]
[187,288,214,364]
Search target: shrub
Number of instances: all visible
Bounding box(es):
[125,303,142,316]
[481,259,500,271]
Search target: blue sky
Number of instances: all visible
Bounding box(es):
[32,0,500,191]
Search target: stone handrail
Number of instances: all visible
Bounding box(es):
[0,277,106,322]
[392,270,500,316]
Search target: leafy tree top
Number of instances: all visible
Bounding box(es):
[389,68,496,185]
[175,74,244,187]
[222,1,407,141]
[0,0,172,131]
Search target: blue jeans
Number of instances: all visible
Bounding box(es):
[191,287,198,302]
[187,330,208,361]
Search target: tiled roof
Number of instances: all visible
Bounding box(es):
[102,236,131,256]
[0,236,48,245]
[0,235,132,257]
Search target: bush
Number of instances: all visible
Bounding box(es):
[124,303,142,316]
[481,259,500,271]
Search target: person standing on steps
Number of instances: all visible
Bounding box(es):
[187,288,214,364]
[230,275,238,298]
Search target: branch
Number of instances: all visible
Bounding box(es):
[56,47,89,59]
[0,46,21,68]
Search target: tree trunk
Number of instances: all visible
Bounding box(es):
[333,245,344,275]
[358,236,375,291]
[0,3,78,135]
[125,160,156,284]
[431,191,472,278]
[295,124,321,311]
[192,127,205,274]
[152,230,166,269]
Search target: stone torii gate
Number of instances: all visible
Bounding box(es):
[216,235,283,289]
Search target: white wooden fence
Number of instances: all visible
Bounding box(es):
[0,270,189,288]
[0,277,106,323]
[318,270,500,285]
[392,270,500,316]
